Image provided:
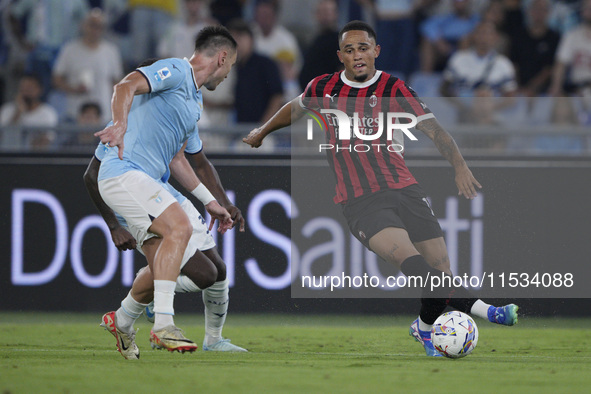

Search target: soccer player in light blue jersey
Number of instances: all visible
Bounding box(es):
[93,26,237,355]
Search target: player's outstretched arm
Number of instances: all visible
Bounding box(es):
[188,150,245,232]
[243,97,305,148]
[93,71,150,159]
[417,117,482,199]
[83,157,137,250]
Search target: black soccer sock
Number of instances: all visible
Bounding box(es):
[419,297,448,325]
[400,255,448,325]
[447,294,478,314]
[400,255,479,324]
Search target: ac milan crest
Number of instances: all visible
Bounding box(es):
[369,93,377,107]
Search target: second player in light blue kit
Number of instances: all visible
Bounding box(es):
[87,140,247,359]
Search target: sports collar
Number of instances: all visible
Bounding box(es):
[184,57,200,92]
[340,70,382,88]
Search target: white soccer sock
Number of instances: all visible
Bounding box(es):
[153,280,176,331]
[470,299,492,320]
[418,317,432,333]
[175,274,202,293]
[115,291,148,334]
[203,278,229,345]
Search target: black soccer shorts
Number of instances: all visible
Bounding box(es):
[342,184,444,249]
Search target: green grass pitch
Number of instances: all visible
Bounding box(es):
[1,312,590,393]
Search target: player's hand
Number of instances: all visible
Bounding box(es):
[226,204,245,232]
[94,122,126,160]
[110,227,137,251]
[205,200,233,234]
[243,128,265,148]
[455,165,482,199]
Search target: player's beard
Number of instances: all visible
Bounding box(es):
[353,73,369,82]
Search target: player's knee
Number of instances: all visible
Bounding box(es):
[210,255,226,281]
[203,249,226,281]
[379,248,416,267]
[200,269,218,289]
[215,262,226,282]
[170,220,193,245]
[189,265,217,289]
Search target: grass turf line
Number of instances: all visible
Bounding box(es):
[1,313,590,393]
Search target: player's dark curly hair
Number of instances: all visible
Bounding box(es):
[194,25,237,55]
[338,20,377,44]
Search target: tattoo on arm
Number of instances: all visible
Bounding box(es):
[418,118,465,168]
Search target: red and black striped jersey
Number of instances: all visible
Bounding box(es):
[299,70,435,205]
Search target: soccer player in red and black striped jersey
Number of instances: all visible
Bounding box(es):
[298,61,433,205]
[244,20,519,357]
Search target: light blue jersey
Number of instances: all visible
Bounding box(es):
[98,58,203,183]
[94,143,187,227]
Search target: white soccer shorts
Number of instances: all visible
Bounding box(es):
[99,171,217,269]
[98,170,178,246]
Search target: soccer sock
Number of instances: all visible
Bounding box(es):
[153,280,176,331]
[446,292,478,313]
[400,255,449,325]
[400,254,440,281]
[420,296,449,325]
[175,274,203,294]
[115,291,148,334]
[400,255,482,322]
[418,316,432,333]
[203,278,229,345]
[470,299,492,320]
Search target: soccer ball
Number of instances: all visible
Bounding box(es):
[431,311,479,358]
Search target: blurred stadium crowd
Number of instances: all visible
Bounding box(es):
[0,0,590,154]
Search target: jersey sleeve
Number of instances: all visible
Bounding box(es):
[185,124,203,155]
[298,76,323,109]
[391,81,435,123]
[136,58,185,94]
